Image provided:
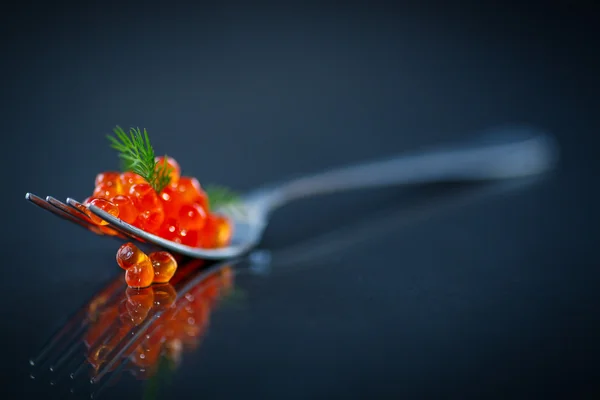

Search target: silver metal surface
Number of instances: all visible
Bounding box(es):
[25,126,558,260]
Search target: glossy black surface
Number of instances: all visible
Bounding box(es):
[2,4,599,399]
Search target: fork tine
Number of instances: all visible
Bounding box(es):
[25,193,100,233]
[47,196,90,221]
[65,197,92,218]
[46,196,106,235]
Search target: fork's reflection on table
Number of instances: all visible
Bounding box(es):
[29,259,237,397]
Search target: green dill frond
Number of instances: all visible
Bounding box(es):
[107,126,172,193]
[154,154,173,194]
[205,185,240,210]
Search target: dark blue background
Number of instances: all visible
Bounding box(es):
[1,3,599,399]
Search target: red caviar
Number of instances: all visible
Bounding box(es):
[85,156,233,250]
[149,251,178,283]
[111,195,138,224]
[125,261,154,288]
[88,198,119,225]
[116,242,148,270]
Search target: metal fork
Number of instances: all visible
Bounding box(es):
[25,125,558,260]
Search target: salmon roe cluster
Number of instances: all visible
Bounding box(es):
[82,156,233,248]
[84,266,234,378]
[116,242,178,288]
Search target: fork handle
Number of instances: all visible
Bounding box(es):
[246,126,558,214]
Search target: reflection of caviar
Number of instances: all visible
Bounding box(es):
[84,266,235,380]
[84,156,232,248]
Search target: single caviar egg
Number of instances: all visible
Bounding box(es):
[196,216,218,248]
[134,208,165,234]
[95,172,122,190]
[155,156,181,184]
[149,251,178,283]
[93,182,122,199]
[129,183,160,210]
[214,215,233,247]
[174,177,203,204]
[178,203,207,231]
[125,260,154,288]
[159,185,182,218]
[120,172,145,193]
[116,242,148,270]
[111,195,138,224]
[75,196,93,217]
[88,198,119,225]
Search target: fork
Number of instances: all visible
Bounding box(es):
[25,125,558,260]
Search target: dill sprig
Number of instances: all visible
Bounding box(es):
[107,126,172,193]
[205,185,240,210]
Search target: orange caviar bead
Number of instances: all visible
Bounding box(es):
[111,195,138,224]
[134,208,165,234]
[125,260,154,288]
[88,198,119,225]
[173,177,203,204]
[214,215,233,247]
[116,242,148,270]
[75,196,93,217]
[123,287,154,326]
[152,284,177,309]
[129,183,160,210]
[93,182,121,199]
[178,203,207,231]
[149,251,178,283]
[155,156,181,184]
[157,218,180,241]
[196,216,217,248]
[120,172,145,193]
[95,171,122,189]
[159,185,182,218]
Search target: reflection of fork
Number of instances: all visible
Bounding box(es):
[26,126,557,260]
[29,258,238,398]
